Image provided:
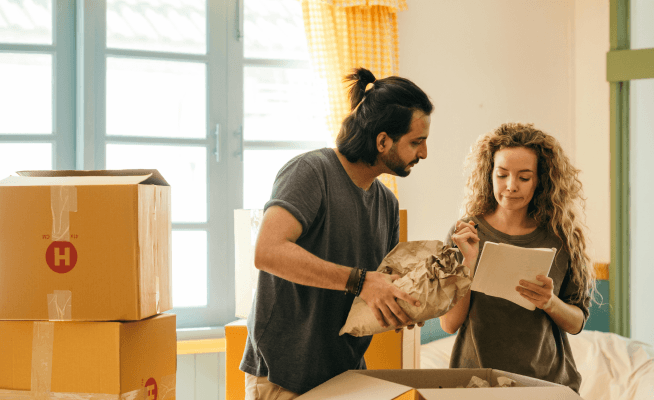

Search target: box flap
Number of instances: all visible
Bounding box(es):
[417,387,582,399]
[14,169,169,186]
[0,175,153,186]
[296,371,413,400]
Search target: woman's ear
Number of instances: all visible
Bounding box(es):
[376,132,390,153]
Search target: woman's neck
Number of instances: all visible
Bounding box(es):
[483,207,538,236]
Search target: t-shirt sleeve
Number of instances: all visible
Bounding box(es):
[558,260,591,334]
[264,157,323,238]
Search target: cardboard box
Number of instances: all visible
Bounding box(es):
[0,169,171,321]
[0,313,177,399]
[296,368,582,399]
[225,320,420,400]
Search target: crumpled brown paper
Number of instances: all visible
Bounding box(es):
[339,240,472,337]
[458,376,519,388]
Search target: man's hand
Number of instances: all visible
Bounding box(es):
[395,321,425,333]
[358,271,421,329]
[451,220,480,268]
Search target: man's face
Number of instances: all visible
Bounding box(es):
[380,111,430,177]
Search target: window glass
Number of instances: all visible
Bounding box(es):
[0,143,52,179]
[106,57,206,139]
[172,230,208,307]
[631,0,654,50]
[244,66,329,142]
[106,144,207,223]
[244,0,308,60]
[107,0,206,54]
[0,53,52,134]
[0,0,52,45]
[629,78,654,345]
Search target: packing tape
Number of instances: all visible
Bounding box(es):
[47,290,72,320]
[0,322,176,400]
[50,186,77,242]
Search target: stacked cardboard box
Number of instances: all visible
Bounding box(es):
[0,170,177,399]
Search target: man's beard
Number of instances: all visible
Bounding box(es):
[381,145,418,177]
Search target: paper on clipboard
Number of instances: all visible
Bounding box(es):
[471,242,556,310]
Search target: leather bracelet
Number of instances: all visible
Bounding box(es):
[354,269,367,297]
[345,267,361,295]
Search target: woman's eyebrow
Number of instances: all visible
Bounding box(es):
[496,166,535,173]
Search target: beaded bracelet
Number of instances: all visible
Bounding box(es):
[353,269,367,297]
[345,267,361,295]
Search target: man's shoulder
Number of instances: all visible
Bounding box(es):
[297,148,335,164]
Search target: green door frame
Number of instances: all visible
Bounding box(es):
[608,0,654,337]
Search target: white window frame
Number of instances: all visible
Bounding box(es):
[76,0,244,329]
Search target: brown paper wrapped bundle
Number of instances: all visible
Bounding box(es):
[339,240,472,337]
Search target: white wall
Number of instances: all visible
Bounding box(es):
[397,0,610,265]
[573,0,610,263]
[396,0,576,241]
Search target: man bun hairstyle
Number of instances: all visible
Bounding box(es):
[336,67,433,166]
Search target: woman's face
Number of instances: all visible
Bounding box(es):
[491,147,539,214]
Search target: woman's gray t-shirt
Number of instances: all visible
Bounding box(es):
[240,148,400,394]
[447,215,590,393]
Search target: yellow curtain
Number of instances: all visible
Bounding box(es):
[300,0,407,198]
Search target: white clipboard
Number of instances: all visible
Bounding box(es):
[471,241,557,310]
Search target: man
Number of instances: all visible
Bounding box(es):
[240,67,434,399]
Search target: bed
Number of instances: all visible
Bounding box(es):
[420,327,654,399]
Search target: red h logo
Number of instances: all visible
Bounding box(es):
[45,241,78,273]
[145,377,158,400]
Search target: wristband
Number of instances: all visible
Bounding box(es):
[345,267,361,295]
[354,269,367,297]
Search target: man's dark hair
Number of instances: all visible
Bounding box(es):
[336,67,433,165]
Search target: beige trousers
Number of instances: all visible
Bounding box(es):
[244,373,300,400]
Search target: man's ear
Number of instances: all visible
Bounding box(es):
[376,132,391,153]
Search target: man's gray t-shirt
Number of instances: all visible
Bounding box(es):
[240,148,400,394]
[447,215,590,393]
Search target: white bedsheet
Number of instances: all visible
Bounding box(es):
[420,330,654,400]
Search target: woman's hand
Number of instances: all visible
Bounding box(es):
[451,220,480,267]
[516,275,555,312]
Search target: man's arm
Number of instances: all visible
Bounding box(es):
[254,205,421,328]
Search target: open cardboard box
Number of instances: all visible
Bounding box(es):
[0,169,171,321]
[0,313,177,398]
[296,368,582,399]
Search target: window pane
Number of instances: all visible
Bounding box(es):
[244,0,308,60]
[107,0,206,54]
[244,66,329,142]
[0,53,51,134]
[244,149,306,210]
[0,143,51,179]
[107,57,206,139]
[631,0,654,50]
[106,144,207,223]
[630,78,654,345]
[172,230,207,307]
[0,0,52,45]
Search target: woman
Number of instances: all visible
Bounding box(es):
[441,122,596,393]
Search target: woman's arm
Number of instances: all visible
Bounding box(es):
[516,275,585,334]
[440,289,472,334]
[438,220,479,334]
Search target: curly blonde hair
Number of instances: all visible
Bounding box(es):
[462,122,596,305]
